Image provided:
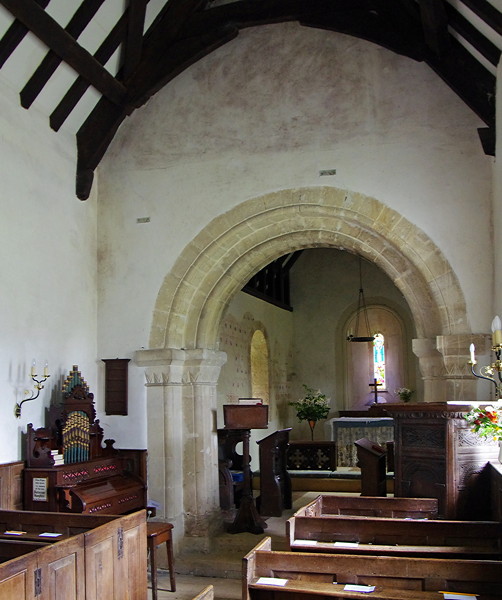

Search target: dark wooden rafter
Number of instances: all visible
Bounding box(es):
[20,0,107,109]
[0,0,499,199]
[0,0,127,105]
[50,8,135,131]
[76,23,237,198]
[446,2,501,67]
[243,251,303,310]
[416,0,449,57]
[0,0,51,69]
[122,0,147,80]
[459,0,502,36]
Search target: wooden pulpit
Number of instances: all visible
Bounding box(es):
[384,403,499,519]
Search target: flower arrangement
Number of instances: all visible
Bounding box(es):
[289,384,330,440]
[464,405,502,442]
[395,387,414,402]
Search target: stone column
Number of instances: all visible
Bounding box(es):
[135,347,227,552]
[435,334,491,402]
[412,338,446,402]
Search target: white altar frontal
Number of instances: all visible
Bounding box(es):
[329,417,394,467]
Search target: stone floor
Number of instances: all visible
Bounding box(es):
[147,490,359,600]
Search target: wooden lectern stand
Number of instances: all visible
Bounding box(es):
[355,437,387,496]
[223,405,269,534]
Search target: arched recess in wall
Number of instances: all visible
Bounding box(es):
[344,304,414,411]
[149,186,468,354]
[251,329,270,404]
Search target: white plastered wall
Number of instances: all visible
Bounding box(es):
[0,84,98,463]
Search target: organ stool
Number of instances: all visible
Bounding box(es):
[147,521,176,598]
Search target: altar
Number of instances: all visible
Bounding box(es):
[329,416,394,467]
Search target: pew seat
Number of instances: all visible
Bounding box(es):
[287,513,502,559]
[244,537,502,600]
[298,494,438,519]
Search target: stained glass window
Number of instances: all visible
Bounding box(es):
[373,333,386,389]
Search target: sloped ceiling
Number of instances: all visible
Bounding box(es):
[0,0,500,200]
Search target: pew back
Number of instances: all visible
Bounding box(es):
[287,514,502,558]
[192,585,214,600]
[243,537,502,600]
[298,495,438,519]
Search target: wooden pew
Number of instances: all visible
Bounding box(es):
[192,585,214,600]
[287,513,502,559]
[297,495,438,519]
[243,537,502,600]
[0,509,119,543]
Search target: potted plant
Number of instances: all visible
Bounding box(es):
[464,405,502,462]
[395,387,414,403]
[289,384,330,440]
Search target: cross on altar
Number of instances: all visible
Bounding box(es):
[369,378,379,404]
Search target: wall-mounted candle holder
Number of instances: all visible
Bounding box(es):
[15,360,50,418]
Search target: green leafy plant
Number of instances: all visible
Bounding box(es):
[464,405,502,442]
[395,387,414,402]
[289,385,330,439]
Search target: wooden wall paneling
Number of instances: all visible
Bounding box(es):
[490,462,502,521]
[38,534,85,600]
[0,461,24,510]
[84,510,147,600]
[0,551,37,598]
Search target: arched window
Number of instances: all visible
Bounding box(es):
[251,329,270,403]
[373,332,386,390]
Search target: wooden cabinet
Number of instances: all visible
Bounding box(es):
[386,403,499,519]
[102,359,130,416]
[0,510,146,600]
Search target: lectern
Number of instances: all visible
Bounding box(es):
[355,437,387,496]
[222,404,268,534]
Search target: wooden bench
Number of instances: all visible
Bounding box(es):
[297,494,438,519]
[244,537,502,600]
[192,585,213,600]
[0,509,147,599]
[0,509,120,543]
[287,513,502,559]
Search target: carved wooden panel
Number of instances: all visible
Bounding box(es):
[386,403,498,519]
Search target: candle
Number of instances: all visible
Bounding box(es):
[44,360,49,377]
[492,316,502,346]
[469,343,476,364]
[30,359,36,377]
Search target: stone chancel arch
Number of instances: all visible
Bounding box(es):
[151,186,466,351]
[136,186,471,549]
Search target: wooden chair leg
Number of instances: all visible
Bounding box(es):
[149,541,158,600]
[166,537,176,592]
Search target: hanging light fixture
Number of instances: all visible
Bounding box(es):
[347,256,375,343]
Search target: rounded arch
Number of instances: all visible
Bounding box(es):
[150,186,467,350]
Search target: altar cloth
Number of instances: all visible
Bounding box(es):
[329,417,394,467]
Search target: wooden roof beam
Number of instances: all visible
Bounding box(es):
[20,0,107,109]
[122,0,147,80]
[76,24,237,199]
[459,0,502,36]
[417,0,450,58]
[0,0,51,69]
[0,0,127,105]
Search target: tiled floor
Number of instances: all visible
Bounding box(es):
[148,491,359,599]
